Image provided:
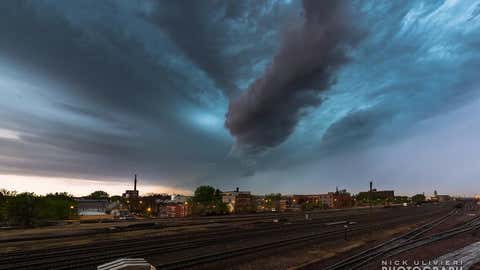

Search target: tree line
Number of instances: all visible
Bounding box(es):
[0,189,76,227]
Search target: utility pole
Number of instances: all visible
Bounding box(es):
[369,181,373,240]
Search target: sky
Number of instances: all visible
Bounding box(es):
[1,0,480,197]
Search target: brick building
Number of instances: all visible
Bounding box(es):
[292,189,353,209]
[222,188,255,213]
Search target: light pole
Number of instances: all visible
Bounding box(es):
[369,181,373,239]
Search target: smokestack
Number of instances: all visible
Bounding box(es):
[134,174,137,191]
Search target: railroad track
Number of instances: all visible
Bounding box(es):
[154,208,455,270]
[0,204,454,270]
[0,209,388,262]
[0,207,382,244]
[0,205,422,261]
[382,214,480,259]
[315,202,478,270]
[319,209,458,270]
[0,210,430,270]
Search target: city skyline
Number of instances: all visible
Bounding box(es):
[1,1,480,196]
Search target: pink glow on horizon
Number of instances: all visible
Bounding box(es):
[0,174,191,197]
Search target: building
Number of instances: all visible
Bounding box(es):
[165,203,189,218]
[76,199,109,216]
[292,194,321,205]
[331,189,354,208]
[292,188,353,209]
[436,195,451,202]
[158,201,190,218]
[155,194,191,218]
[141,193,171,217]
[170,194,189,204]
[429,190,451,202]
[222,188,254,213]
[319,192,334,208]
[356,189,395,202]
[122,174,139,199]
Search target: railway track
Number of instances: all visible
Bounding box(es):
[0,207,383,244]
[313,201,478,270]
[155,208,456,270]
[0,204,454,270]
[318,209,458,270]
[0,208,396,262]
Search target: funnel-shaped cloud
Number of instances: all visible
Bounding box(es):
[225,0,361,152]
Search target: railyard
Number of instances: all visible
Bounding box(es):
[2,201,476,270]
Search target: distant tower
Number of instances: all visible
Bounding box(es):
[134,174,137,191]
[434,190,438,197]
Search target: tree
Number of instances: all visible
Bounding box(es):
[6,193,38,227]
[86,190,109,200]
[1,191,78,226]
[192,186,217,205]
[411,194,426,204]
[40,193,76,220]
[110,195,122,202]
[0,189,16,224]
[191,186,227,216]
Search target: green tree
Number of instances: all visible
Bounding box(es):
[6,193,38,227]
[191,186,227,216]
[0,189,16,224]
[40,193,76,220]
[110,195,122,202]
[86,190,109,199]
[411,194,426,204]
[192,186,217,205]
[2,192,77,226]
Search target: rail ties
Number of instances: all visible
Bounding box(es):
[388,214,480,257]
[0,205,456,270]
[322,210,457,270]
[155,227,355,270]
[155,210,450,270]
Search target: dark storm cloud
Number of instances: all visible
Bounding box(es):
[2,0,480,195]
[319,108,393,152]
[0,0,180,118]
[225,0,362,152]
[149,0,294,98]
[0,0,246,188]
[150,1,238,97]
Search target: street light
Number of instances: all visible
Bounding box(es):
[69,205,75,219]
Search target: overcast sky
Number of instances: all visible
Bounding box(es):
[1,0,480,196]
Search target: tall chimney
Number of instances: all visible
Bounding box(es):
[134,174,137,191]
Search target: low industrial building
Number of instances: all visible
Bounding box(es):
[122,174,140,199]
[292,189,354,209]
[76,199,108,216]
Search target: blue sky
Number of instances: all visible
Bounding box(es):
[0,0,479,196]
